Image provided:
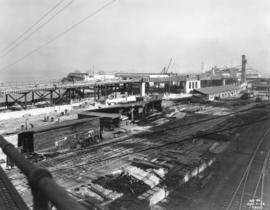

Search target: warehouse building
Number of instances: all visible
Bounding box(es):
[193,85,242,101]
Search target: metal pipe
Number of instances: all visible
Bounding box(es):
[0,136,86,210]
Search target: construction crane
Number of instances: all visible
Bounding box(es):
[161,58,173,74]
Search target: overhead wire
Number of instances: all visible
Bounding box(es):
[0,0,117,72]
[0,0,67,55]
[0,0,74,58]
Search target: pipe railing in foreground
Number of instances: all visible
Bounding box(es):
[0,135,87,210]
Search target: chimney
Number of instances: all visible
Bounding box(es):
[241,55,247,83]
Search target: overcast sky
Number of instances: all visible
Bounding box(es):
[0,0,269,82]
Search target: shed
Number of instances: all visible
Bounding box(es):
[78,111,121,129]
[193,85,242,101]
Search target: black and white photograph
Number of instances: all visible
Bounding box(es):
[0,0,269,209]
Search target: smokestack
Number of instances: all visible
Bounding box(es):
[241,55,247,83]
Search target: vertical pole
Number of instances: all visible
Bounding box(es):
[94,86,96,101]
[32,91,35,104]
[241,55,247,84]
[50,91,53,105]
[124,83,126,95]
[105,85,107,97]
[5,94,8,107]
[131,107,134,122]
[24,93,27,109]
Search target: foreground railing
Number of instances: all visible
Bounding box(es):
[0,135,86,210]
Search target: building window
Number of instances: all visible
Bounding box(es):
[195,82,198,88]
[189,82,191,89]
[192,82,194,89]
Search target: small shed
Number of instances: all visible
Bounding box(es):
[78,111,121,129]
[193,85,242,101]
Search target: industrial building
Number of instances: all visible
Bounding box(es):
[193,85,242,101]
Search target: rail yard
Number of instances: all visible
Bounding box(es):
[1,89,270,210]
[1,58,270,210]
[0,0,269,209]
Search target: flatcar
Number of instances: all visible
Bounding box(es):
[18,117,101,155]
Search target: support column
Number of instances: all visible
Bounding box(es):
[114,84,117,98]
[50,91,53,104]
[185,81,190,94]
[5,95,8,107]
[24,93,27,109]
[222,79,226,86]
[130,83,133,95]
[32,91,34,104]
[94,86,96,101]
[140,82,146,97]
[105,85,108,97]
[145,82,149,95]
[97,86,100,100]
[123,83,127,95]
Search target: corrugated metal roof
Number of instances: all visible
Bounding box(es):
[194,85,241,95]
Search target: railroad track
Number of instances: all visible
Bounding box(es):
[17,104,262,170]
[39,106,257,174]
[225,127,270,210]
[39,110,237,169]
[0,167,28,210]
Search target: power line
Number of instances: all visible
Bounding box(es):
[0,0,117,72]
[0,0,74,58]
[0,0,67,55]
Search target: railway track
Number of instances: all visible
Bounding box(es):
[225,127,270,210]
[39,108,238,169]
[5,104,268,209]
[39,106,262,177]
[0,167,28,210]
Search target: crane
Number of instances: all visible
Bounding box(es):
[161,58,173,74]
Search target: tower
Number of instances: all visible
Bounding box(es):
[241,55,247,83]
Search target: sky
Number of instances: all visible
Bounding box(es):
[0,0,269,82]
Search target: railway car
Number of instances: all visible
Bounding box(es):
[18,117,100,154]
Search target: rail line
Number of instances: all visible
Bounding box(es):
[0,166,28,210]
[38,104,262,168]
[226,126,270,210]
[247,149,270,210]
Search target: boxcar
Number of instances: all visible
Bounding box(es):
[18,117,100,154]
